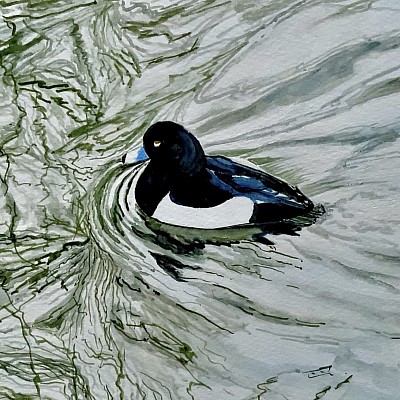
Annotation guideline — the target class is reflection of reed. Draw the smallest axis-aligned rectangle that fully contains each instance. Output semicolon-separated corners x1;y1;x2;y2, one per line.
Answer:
0;158;319;398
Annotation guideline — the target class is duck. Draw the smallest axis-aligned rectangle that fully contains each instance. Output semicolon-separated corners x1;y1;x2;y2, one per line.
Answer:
133;121;320;230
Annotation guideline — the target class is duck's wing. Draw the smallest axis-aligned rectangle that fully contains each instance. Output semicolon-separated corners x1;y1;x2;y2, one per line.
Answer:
206;156;315;222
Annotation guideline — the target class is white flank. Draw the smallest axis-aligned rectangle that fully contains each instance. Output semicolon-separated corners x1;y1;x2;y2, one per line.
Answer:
152;194;254;229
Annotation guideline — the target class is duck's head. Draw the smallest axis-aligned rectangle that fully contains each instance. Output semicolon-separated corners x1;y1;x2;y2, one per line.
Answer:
143;121;205;176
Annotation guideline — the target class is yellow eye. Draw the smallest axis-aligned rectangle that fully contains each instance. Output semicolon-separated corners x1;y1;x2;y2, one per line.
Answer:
154;140;161;147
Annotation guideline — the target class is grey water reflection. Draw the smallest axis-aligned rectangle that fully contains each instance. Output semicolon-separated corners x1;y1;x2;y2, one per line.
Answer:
1;0;400;399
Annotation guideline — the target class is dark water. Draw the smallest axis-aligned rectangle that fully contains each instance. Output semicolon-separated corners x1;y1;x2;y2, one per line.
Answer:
1;1;400;399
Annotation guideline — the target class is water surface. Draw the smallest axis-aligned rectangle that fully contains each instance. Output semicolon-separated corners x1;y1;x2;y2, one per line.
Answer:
1;0;400;399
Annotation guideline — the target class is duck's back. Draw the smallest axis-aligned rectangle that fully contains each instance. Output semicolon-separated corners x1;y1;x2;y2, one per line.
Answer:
206;156;314;222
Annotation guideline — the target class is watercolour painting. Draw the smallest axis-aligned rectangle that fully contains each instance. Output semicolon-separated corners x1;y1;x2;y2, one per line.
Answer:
0;1;400;399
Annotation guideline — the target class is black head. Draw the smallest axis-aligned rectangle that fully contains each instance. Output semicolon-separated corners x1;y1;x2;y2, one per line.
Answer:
143;121;205;176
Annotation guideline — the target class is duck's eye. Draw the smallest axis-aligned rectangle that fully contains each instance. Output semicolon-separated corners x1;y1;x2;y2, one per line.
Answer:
154;140;161;148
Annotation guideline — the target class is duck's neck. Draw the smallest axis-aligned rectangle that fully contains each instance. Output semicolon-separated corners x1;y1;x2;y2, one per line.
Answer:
153;155;207;182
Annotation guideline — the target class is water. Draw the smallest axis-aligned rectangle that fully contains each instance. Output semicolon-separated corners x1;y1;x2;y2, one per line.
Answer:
1;0;400;398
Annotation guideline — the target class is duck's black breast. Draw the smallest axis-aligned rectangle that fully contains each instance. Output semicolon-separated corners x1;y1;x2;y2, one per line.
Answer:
135;162;170;216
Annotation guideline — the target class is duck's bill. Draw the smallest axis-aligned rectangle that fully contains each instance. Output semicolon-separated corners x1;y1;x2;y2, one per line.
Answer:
122;146;149;164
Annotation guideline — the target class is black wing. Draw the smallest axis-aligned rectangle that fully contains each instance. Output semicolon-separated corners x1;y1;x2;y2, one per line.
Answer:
206;156;315;222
